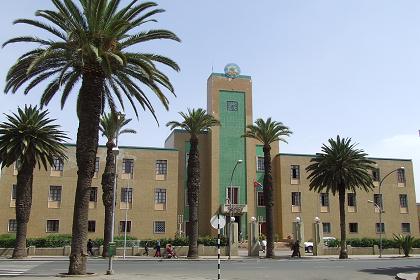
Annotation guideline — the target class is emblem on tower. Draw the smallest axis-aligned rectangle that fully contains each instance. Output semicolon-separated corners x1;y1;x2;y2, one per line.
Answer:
224;63;241;79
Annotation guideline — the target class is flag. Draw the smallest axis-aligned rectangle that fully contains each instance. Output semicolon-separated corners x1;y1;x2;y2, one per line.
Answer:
254;180;263;191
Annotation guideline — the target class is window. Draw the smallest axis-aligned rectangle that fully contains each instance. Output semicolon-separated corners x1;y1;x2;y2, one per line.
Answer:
47;220;59;232
347;193;356;207
155;188;167;204
397;168;406;183
257;191;265;206
374;194;383;209
349;223;358;233
227;187;239;204
291;165;300;180
156;160;168;175
95;157;100;172
8;219;17;232
154;221;166;233
323;222;331;234
320;193;329;207
121;187;133;203
372;168;380;181
119;221;131;233
52;157;64;171
402;223;411;233
375;223;385;233
257;157;264;172
11;184;16;200
89;187;98;202
291;192;301;206
122;159;134;174
399;194;408;208
88;221;96;232
226;101;238;111
49;186;62;201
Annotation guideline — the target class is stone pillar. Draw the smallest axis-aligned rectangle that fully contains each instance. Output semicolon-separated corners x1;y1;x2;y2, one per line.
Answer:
292;220;305;256
99;245;104;256
132;246;139;256
230;222;238;256
63;245;71;256
313;220;323;256
28;246;36;256
248;218;260;256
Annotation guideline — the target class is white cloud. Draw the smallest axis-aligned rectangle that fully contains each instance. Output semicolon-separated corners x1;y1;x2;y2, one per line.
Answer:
366;134;420;202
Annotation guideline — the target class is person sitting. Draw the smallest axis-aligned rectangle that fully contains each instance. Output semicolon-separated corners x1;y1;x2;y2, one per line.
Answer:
166;244;177;258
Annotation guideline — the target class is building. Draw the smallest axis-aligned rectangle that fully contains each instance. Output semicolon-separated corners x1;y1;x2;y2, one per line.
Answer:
1;65;418;241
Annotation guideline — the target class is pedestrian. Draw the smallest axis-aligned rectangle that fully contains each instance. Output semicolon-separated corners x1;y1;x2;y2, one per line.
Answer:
154;240;161;257
291;240;301;258
143;241;149;256
87;239;94;256
261;239;267;253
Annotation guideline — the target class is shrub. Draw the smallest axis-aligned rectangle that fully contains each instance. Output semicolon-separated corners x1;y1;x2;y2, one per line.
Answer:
393;234;415;257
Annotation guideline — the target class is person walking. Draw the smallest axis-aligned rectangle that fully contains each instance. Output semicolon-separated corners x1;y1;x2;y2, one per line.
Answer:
291;240;301;258
87;239;94;256
154;240;161;257
143;241;149;256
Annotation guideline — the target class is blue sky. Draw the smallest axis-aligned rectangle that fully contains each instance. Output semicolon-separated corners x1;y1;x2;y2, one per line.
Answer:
1;1;419;200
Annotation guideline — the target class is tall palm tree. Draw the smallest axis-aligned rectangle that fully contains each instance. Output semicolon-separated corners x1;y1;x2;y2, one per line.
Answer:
0;106;68;258
242;117;291;258
4;0;179;274
166;108;220;258
99;111;136;257
306;136;375;259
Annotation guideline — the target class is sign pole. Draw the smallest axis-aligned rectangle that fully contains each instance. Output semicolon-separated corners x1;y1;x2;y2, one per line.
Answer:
217;214;221;280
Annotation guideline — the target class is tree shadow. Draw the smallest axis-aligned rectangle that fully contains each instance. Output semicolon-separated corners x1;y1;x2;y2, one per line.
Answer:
360;265;420;277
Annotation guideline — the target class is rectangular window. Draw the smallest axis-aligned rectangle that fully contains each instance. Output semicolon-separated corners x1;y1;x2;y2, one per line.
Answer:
155;188;167;204
291;192;301;206
47;220;59;232
226;101;238;111
257;191;265;206
401;223;411;233
122;159;134;174
8;219;17;232
89;187;98;202
156;160;168;175
52;157;64;171
291;165;300;180
88;220;96;232
227;187;239;204
397;168;406;183
347;193;356;207
374;194;383;209
257;157;264;172
121;187;133;203
376;223;385;233
372;168;380;181
349;223;358;233
95;157;100;172
154;221;166;233
49;186;62;201
11;184;16;200
323;222;331;234
399;194;408;208
320;193;329;207
119;221;131;233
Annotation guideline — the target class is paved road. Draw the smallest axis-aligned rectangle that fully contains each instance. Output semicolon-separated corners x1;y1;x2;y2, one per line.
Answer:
1;258;419;279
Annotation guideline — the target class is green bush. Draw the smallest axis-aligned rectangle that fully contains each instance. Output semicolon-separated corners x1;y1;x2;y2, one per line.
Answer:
0;234;16;248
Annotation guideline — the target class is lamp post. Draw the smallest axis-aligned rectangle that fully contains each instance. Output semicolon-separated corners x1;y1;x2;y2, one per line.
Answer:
228;159;242;260
107;111;125;275
369;166;404;258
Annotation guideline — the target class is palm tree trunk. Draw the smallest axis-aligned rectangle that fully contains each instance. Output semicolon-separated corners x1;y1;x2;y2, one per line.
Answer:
338;187;348;259
68;73;103;275
12;159;35;258
187;136;200;258
101;142;116;257
263;145;275;258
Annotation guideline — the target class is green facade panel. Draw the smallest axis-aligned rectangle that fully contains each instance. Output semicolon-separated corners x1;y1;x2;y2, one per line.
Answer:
255;145;266;219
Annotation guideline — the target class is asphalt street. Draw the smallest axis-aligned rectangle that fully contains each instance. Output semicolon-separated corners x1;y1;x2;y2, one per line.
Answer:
1;258;420;279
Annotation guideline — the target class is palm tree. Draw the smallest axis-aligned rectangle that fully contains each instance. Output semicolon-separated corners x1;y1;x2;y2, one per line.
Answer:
99;111;136;257
306;136;375;259
0;106;67;258
4;0;179;274
166;108;220;258
242;117;292;258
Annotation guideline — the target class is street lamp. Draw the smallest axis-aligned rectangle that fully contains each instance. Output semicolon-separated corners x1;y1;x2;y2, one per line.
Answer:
228;159;243;260
369;166;404;258
107;111;125;275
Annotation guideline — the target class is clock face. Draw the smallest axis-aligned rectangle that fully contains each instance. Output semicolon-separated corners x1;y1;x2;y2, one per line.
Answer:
224;63;241;78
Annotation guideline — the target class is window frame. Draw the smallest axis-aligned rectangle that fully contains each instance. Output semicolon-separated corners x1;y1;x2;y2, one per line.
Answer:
349;222;358;233
8;219;17;232
52;157;64;171
119;220;132;233
88;220;96;232
257;191;265;207
291;192;301;206
155;188;167;204
121;187;133;203
11;184;16;200
256;157;264;172
291;165;300;180
401;223;411;233
122;158;134;174
156;160;168;175
320;193;329;207
397;168;406;184
322;222;331;234
89;187;98;202
375;222;385;234
347;193;357;207
226;100;238;111
46;220;60;233
95;157;100;172
49;186;62;202
154;221;166;234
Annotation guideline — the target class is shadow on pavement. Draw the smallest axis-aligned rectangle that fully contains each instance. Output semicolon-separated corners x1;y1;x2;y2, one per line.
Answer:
359;265;420;277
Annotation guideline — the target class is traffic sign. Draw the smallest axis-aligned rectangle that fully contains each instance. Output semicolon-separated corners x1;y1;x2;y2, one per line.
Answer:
210;214;226;229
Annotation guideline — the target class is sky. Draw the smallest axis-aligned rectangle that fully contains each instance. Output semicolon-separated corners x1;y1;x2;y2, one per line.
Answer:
0;1;419;200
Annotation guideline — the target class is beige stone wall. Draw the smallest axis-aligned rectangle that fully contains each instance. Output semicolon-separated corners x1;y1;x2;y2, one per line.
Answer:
0;145;179;239
278;154;419;241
